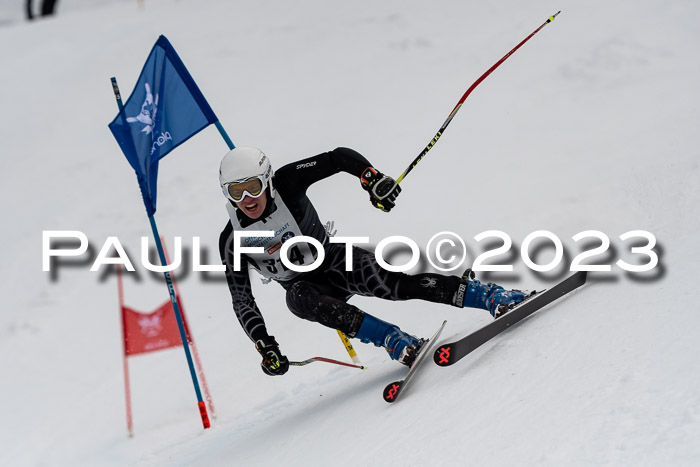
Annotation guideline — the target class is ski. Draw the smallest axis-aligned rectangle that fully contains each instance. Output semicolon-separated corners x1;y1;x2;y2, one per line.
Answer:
383;320;447;403
434;271;587;367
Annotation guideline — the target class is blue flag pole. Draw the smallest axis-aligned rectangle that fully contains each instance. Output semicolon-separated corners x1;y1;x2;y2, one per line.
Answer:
110;77;211;430
215;121;235;150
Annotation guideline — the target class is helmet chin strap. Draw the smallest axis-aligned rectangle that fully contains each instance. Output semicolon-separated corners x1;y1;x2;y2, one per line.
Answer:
267;172;276;199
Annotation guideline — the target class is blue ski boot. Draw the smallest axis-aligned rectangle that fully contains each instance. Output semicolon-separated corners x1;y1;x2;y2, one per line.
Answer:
457;269;529;318
355;313;422;366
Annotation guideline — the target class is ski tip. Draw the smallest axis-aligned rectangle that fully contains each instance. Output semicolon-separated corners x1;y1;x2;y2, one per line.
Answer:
433;345;454;367
383;381;403;403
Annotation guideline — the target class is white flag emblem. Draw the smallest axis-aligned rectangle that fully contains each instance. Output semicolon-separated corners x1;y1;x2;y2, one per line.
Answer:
126;82;159;135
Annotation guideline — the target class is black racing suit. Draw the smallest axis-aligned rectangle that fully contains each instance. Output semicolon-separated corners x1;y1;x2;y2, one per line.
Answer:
218;147;462;343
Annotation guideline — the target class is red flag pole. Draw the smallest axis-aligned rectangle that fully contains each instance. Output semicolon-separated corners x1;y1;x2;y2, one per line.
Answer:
117;265;134;438
162;239;217;420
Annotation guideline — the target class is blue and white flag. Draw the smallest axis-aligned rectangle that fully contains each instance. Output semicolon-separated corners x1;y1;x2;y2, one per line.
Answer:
109;35;218;215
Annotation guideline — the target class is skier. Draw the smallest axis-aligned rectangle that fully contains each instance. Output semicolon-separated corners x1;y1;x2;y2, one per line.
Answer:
218;146;528;376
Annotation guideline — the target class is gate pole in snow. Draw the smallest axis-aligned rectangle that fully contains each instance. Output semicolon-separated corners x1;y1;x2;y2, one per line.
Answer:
162;239;217;420
117;265;134;438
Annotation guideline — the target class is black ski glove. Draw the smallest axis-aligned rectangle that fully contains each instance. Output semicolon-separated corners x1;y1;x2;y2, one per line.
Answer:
255;336;290;376
360;167;401;212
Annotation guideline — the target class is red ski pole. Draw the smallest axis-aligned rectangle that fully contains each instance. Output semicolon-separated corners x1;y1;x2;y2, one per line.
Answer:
290;357;366;370
394;11;561;185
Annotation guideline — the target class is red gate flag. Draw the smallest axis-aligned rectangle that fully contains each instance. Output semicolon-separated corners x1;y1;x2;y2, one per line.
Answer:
118;256;215;438
122;297;191;356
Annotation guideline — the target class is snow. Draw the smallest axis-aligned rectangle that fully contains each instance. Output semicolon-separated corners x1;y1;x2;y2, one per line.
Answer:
2;0;699;465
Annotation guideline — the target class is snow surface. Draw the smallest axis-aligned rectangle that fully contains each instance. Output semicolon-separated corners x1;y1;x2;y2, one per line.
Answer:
2;0;700;465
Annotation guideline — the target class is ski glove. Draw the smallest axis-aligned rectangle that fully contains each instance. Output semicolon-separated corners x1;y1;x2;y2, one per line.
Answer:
255;336;290;376
360;167;401;212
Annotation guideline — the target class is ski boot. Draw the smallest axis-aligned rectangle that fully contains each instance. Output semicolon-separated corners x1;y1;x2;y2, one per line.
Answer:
355;313;422;366
457;269;530;318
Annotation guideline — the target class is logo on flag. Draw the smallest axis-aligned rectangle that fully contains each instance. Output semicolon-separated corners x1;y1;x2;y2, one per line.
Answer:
137;314;163;337
122;297;191;356
126;83;158;135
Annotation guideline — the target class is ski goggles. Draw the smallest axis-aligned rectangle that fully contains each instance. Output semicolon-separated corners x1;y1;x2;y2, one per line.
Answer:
223;176;266;202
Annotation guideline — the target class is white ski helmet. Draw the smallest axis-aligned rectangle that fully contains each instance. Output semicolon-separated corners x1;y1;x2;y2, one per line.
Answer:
219;147;275;202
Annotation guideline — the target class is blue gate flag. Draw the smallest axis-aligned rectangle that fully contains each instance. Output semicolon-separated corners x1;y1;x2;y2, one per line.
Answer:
108;35;218;216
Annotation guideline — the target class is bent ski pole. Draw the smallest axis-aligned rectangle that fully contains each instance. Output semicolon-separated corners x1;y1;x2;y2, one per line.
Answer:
394;11;561;186
290;357;366;370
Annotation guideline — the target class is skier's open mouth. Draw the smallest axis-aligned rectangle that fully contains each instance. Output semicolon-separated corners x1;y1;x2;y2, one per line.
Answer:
244;203;258;212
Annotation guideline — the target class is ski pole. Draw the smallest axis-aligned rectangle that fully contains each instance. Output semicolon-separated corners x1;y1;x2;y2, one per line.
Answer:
336;330;364;366
290;357;366;370
393;11;561;186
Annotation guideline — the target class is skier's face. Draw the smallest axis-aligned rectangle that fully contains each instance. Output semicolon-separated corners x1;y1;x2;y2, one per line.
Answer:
235;191;268;220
